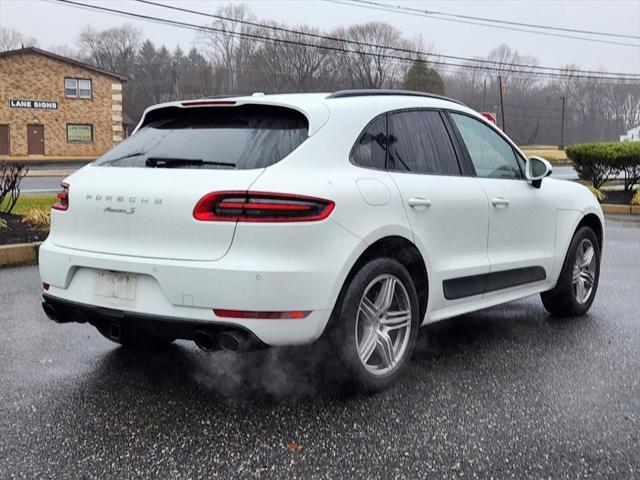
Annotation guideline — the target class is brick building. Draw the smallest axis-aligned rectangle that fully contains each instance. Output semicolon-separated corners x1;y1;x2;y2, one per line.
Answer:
0;47;127;159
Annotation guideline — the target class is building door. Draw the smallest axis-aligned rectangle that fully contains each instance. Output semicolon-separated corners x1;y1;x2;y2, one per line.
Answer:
0;125;9;155
27;124;44;155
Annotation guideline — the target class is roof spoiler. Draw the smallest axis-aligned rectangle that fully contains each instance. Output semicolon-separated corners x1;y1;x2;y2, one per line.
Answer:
327;89;465;106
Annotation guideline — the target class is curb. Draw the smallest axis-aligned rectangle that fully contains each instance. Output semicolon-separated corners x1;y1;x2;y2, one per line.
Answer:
0;242;41;268
26;170;75;178
601;204;640;215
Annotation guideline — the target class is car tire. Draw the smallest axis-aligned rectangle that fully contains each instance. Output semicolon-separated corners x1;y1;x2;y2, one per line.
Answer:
541;226;601;317
95;324;174;348
330;257;420;392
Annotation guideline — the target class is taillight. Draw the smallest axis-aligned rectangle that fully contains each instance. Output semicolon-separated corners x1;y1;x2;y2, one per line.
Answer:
52;183;69;211
214;309;311;319
193;191;334;222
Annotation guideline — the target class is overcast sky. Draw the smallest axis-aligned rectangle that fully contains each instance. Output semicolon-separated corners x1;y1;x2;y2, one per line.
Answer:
1;0;639;74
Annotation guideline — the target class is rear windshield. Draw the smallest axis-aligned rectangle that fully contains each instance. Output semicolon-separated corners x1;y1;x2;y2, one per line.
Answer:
94;105;309;169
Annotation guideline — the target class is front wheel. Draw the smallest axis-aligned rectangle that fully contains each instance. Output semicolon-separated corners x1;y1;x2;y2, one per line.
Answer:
541;226;601;317
330;258;420;392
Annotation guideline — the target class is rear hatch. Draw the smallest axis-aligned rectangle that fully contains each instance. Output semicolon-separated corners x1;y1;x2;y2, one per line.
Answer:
51;104;309;261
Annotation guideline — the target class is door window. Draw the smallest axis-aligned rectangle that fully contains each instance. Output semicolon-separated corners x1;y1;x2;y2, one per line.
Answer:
350;115;387;170
388;110;460;175
450;113;522;179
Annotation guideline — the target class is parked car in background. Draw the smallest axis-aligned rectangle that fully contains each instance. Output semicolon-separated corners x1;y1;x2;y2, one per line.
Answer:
39;90;604;391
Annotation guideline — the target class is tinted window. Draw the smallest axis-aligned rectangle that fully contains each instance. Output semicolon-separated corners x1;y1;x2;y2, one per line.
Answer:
351;115;387;170
94;105;308;170
451;113;522;179
388;110;460;175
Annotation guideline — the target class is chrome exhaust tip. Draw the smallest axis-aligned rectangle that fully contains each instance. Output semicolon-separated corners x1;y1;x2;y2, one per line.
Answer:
193;330;217;352
217;331;251;353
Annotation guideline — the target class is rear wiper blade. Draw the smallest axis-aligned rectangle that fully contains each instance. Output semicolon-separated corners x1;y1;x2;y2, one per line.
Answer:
101;150;146;164
145;157;236;168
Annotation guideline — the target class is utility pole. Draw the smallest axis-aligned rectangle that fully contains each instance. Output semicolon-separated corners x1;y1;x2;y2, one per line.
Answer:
481;78;486;111
498;75;506;132
560;96;566;149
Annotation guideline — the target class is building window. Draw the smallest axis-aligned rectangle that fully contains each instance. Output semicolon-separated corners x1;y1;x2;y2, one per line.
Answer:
67;124;93;142
65;78;92;98
65;78;77;97
78;79;92;98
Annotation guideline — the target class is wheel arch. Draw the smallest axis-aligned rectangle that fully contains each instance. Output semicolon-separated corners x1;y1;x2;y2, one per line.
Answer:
331;235;429;325
577;212;604;251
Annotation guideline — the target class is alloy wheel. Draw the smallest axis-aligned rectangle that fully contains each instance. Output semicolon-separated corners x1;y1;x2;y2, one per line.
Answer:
572;238;597;304
355;274;412;376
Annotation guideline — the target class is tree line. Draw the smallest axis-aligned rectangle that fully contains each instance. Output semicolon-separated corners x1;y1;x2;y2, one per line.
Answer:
2;4;638;146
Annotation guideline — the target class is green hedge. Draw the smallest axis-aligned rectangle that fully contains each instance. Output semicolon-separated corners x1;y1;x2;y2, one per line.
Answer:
566;142;640;190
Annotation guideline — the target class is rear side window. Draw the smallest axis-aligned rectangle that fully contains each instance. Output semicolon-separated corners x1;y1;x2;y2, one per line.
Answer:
94;105;308;170
388;110;460;175
450;113;522;180
350;115;387;170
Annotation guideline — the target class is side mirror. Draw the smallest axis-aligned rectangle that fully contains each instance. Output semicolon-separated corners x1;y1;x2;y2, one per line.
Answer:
525;156;553;189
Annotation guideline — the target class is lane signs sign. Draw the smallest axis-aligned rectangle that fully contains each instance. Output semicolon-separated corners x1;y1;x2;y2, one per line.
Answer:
9;99;58;110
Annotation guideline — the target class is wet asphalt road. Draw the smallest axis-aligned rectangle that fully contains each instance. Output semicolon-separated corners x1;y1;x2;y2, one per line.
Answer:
1;215;639;479
21;177;63;194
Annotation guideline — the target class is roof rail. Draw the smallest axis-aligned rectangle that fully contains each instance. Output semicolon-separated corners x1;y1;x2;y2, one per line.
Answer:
326;89;465;106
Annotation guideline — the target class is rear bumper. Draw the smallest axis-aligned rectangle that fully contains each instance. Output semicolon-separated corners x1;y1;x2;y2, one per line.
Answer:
42;294;265;346
38;219;364;346
40;272;331;346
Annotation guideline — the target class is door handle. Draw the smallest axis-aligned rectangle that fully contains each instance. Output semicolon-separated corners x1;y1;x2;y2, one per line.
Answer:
407;197;432;210
491;196;510;208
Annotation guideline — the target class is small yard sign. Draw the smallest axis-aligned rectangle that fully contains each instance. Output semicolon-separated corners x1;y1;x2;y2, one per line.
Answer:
67;124;93;142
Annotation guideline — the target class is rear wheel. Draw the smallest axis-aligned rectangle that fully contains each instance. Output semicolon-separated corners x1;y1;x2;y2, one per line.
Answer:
541;226;600;317
95;324;174;348
330;258;420;392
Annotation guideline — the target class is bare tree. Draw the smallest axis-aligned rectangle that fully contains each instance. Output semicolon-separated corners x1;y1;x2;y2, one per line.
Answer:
445;57;487;108
0;27;38;51
248;22;329;92
181;47;217;98
79;24;142;76
196;4;258;93
0;162;29;214
46;44;81;60
329;22;406;89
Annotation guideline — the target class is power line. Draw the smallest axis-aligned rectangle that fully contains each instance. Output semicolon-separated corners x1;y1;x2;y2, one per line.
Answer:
345;0;640;40
329;0;640;48
48;0;640;85
134;0;640;79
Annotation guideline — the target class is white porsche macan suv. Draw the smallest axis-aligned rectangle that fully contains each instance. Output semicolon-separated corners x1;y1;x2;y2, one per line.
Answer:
40;90;603;391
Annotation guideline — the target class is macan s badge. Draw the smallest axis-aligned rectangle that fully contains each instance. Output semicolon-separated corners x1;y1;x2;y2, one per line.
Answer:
104;207;136;215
